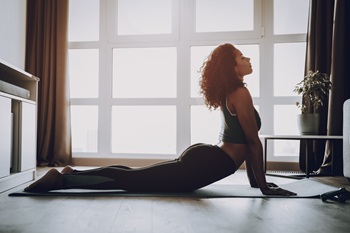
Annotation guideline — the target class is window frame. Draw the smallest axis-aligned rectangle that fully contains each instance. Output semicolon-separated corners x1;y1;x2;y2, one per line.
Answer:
69;0;308;167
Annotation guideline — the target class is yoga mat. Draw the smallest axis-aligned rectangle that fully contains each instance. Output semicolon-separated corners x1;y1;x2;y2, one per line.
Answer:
9;179;338;198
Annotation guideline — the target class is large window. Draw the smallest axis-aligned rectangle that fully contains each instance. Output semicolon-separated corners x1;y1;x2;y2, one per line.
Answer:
68;0;310;164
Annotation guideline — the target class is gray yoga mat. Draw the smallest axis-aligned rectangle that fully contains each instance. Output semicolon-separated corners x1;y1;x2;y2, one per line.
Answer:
9;179;338;198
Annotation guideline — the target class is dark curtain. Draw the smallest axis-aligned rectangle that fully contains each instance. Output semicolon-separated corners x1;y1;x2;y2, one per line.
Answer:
25;0;72;166
301;0;350;175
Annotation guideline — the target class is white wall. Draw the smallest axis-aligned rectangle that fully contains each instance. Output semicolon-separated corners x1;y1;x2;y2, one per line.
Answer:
0;0;26;70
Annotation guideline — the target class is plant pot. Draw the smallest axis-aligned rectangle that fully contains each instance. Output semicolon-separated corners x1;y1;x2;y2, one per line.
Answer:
297;113;320;135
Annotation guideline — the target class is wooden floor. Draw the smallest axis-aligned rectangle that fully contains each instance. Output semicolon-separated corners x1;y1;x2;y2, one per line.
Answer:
1;167;350;233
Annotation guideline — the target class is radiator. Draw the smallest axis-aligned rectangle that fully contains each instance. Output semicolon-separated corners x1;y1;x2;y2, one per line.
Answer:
344;99;350;178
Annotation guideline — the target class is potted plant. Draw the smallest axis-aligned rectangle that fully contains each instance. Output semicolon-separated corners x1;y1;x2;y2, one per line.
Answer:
293;70;332;135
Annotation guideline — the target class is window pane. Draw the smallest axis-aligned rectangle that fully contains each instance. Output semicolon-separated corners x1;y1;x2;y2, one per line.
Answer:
69;49;99;98
113;47;176;98
112;106;176;154
191;106;221;144
195;0;254;32
117;0;172;35
273;105;300;157
274;0;309;35
191;44;259;98
274;43;306;96
71;106;98;153
68;0;99;41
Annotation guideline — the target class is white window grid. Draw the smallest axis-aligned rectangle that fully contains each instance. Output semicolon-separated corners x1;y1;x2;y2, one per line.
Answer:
69;0;307;162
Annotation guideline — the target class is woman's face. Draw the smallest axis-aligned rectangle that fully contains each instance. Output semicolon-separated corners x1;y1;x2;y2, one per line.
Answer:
233;49;253;79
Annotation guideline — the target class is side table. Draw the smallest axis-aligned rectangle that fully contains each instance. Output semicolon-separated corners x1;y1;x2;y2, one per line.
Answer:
260;135;343;178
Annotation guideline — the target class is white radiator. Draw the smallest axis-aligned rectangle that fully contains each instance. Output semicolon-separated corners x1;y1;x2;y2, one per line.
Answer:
344;99;350;178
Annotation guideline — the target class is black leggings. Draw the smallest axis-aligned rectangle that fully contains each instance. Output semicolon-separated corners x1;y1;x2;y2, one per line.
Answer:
63;143;237;192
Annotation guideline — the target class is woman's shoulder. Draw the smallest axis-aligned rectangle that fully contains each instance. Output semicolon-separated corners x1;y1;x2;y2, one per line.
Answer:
226;87;254;114
228;87;252;102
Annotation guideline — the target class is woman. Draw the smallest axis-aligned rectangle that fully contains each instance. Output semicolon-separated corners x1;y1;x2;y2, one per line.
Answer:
25;43;296;196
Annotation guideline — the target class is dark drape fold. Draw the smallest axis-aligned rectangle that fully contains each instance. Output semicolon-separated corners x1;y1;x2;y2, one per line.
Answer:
25;0;71;166
320;0;350;175
301;0;350;175
300;0;334;173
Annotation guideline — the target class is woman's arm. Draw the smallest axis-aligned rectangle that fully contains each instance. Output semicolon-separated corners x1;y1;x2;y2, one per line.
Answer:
229;87;267;190
245;157;259;188
229;88;296;196
246;157;279;189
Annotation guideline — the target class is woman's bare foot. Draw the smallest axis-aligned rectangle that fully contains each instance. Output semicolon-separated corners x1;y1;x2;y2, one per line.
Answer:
61;166;74;174
24;169;64;192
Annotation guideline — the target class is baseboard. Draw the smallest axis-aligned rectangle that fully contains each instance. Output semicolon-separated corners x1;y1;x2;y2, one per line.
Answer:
266;161;300;172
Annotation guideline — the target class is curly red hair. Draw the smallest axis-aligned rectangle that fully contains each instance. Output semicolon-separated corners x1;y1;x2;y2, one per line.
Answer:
199;43;244;110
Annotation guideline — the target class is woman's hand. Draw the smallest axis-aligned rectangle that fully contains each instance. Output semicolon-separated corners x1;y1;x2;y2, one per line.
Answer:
260;185;297;196
266;182;278;188
251;182;278;189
